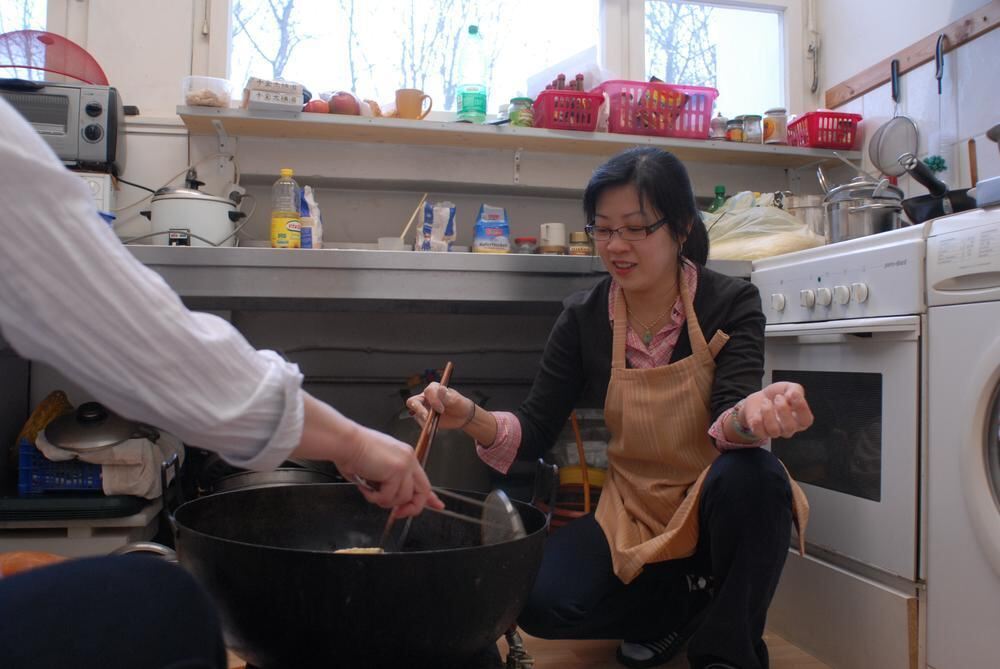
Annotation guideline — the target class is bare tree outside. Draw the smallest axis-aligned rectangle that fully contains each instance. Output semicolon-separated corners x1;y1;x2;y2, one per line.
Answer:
645;0;717;88
233;0;310;81
0;0;47;80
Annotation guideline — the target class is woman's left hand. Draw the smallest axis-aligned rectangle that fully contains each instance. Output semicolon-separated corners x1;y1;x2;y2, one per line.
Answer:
740;382;814;440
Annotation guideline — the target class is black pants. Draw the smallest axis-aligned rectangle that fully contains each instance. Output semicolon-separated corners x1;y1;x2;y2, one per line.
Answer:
0;554;227;669
519;448;794;669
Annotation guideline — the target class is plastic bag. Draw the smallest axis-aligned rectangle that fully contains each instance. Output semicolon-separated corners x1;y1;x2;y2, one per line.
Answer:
706;191;824;261
415;201;456;252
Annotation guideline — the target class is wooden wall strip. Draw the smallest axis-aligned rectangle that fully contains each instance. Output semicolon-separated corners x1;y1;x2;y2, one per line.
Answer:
825;0;1000;109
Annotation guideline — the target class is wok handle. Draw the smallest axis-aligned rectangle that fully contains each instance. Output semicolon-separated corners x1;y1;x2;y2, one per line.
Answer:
899;153;948;198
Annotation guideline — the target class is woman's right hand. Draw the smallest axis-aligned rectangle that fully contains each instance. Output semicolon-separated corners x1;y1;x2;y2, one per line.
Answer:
405;382;476;431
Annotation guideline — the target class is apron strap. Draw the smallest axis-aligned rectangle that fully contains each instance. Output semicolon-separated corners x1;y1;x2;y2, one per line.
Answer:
707;329;731;359
612;284;629;369
679;263;710;357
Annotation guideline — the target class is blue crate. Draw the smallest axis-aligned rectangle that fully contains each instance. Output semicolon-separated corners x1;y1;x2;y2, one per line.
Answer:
17;439;102;495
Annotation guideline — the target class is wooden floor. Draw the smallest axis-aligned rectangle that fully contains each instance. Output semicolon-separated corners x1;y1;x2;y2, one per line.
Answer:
227;629;829;668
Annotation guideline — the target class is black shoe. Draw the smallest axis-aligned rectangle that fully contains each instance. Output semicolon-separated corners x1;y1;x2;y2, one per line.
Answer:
615;589;711;668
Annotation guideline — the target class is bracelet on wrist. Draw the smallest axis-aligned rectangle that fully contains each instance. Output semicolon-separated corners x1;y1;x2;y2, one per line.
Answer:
730;400;759;441
458;399;478;430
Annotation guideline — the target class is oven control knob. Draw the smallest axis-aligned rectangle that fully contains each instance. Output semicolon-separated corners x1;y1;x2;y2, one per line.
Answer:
770;293;786;312
851;282;870;303
816;287;833;306
83;124;103;142
799;289;816;308
85;101;103;117
833;284;851;304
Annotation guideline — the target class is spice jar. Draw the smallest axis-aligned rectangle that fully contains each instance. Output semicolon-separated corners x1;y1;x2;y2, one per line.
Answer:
509;97;534;127
709;112;728;140
763;107;787;144
725;118;745;142
568;231;592;256
743;114;763;143
513;236;538;254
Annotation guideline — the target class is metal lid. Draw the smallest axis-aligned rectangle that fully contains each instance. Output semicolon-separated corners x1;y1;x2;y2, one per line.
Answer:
569;231;590;243
764;107;787;115
823;176;903;204
152;187;235;206
44;402;145;453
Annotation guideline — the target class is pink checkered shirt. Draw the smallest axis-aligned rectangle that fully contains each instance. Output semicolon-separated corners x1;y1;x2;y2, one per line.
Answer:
476;263;761;474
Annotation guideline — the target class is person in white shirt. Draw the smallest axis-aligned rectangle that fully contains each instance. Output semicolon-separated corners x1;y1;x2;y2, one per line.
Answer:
0;97;441;669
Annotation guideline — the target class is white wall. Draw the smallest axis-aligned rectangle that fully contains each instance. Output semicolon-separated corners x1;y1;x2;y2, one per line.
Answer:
819;0;999;196
816;0;987;91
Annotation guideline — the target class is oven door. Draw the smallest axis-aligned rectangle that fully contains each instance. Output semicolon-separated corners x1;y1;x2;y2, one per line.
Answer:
764;315;920;580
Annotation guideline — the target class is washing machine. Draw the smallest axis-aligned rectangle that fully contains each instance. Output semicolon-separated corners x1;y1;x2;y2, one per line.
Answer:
925;203;1000;668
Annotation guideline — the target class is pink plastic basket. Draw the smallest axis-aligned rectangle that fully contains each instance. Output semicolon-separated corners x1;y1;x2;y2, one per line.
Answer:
787;111;862;149
594;80;688;137
666;84;719;139
533;89;604;132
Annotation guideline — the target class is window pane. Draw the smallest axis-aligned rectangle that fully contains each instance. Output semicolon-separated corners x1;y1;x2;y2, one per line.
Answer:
644;0;783;119
0;0;48;80
230;0;598;113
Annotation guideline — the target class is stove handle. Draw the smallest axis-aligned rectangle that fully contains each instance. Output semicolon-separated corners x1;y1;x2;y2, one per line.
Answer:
765;317;920;340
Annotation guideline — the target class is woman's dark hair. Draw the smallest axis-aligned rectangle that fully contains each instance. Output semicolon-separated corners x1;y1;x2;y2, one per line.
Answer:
582;147;709;265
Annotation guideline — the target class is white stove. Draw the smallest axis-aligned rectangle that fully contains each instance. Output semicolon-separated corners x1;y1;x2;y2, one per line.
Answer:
752;223;927;325
751;225;929;669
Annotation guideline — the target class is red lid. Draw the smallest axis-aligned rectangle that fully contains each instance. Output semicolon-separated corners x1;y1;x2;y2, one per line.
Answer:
514;237;537;243
0;30;109;84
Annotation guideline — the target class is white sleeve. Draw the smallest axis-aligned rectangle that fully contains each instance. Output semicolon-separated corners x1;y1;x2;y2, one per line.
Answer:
0;98;303;472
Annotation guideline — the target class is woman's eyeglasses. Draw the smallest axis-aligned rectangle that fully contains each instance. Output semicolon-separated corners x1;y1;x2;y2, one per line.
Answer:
584;218;669;242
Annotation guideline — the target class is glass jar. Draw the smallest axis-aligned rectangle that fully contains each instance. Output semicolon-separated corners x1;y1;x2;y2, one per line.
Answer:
763;107;787;144
513;236;537;254
508;97;534;127
568;231;592;256
725;118;745;142
709;112;728;140
743;114;763;143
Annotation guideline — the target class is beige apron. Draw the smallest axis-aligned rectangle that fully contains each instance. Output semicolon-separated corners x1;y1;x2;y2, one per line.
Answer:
595;276;809;584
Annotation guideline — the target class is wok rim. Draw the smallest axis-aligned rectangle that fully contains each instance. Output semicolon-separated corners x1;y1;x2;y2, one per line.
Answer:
173;482;548;557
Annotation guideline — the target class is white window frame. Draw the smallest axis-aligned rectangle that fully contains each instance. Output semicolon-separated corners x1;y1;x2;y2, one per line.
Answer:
197;0;806;113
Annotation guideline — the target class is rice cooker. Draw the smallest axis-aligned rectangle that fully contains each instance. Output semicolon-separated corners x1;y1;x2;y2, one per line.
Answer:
141;187;247;247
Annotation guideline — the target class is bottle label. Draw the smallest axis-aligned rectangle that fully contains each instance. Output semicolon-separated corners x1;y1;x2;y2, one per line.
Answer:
458;90;487;116
271;216;301;248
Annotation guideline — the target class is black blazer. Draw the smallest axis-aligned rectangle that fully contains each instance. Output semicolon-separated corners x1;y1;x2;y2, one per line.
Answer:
513;264;766;462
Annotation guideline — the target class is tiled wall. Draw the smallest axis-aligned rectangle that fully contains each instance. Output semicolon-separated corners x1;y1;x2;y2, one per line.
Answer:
833;27;999;199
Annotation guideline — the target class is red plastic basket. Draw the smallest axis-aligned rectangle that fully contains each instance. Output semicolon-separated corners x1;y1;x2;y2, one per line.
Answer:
533;89;604;132
667;84;720;139
594;80;688;137
787;110;862;149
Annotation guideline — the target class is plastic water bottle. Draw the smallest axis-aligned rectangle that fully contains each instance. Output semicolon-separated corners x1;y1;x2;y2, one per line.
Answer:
456;25;488;123
707;185;727;213
271;168;301;248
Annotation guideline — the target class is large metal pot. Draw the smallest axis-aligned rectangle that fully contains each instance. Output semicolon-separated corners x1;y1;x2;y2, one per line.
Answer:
169;483;545;668
820;171;905;243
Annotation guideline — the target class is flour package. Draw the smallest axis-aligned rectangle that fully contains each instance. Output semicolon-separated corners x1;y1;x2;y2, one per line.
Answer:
416;201;456;252
471;204;511;253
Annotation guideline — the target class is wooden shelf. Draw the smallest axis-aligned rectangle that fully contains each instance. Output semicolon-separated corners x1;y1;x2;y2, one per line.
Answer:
178;106;861;168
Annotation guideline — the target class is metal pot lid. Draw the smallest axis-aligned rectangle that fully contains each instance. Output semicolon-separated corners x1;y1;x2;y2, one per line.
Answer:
152;187;235;206
44;402;143;452
824;176;903;203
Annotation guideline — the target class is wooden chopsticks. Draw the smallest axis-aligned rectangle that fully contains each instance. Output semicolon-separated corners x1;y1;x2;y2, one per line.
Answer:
378;361;454;548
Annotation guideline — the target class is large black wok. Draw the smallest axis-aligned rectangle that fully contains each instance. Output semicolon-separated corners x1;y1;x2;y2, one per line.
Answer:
171;483;546;668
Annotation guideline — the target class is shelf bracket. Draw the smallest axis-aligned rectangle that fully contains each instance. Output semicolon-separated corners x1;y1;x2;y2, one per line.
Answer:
211;119;234;172
513;148;522;184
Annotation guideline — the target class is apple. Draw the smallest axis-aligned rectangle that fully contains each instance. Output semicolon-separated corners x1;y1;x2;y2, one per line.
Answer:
328;91;361;116
302;99;329;113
